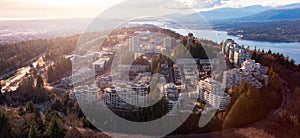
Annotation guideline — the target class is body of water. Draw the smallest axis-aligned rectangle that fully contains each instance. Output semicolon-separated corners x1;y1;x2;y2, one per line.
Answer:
1;19;299;64
171;29;300;64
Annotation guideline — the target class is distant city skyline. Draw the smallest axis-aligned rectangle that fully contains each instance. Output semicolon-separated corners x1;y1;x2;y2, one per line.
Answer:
0;0;299;20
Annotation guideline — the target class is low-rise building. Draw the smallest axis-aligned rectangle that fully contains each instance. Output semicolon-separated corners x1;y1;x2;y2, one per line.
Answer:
117;64;149;74
93;58;110;73
176;59;198;85
101;72;152;109
223;60;269;89
72;67;94;85
73;85;100;103
103;86;147;109
163;83;179;99
162;83;180;114
177;58;197;67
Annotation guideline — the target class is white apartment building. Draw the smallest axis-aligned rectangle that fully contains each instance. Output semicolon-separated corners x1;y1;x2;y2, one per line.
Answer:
176;58;197;67
93;58;111;73
117;64;149;74
103;86;147;109
198;58;220;65
218;94;231;111
223;60;269;89
187;33;195;46
222;68;240;89
162;83;180;113
102;72;151;109
197;78;231;111
73;85;100;104
221;39;251;67
176;58;198;85
166;100;180;115
241;60;261;71
129;36;140;52
163;83;179;98
221;39;235;55
116;87;138;106
103;87;116;106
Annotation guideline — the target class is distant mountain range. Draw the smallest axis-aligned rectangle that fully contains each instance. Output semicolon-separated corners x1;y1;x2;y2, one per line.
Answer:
171;3;300;42
182;5;272;22
234;3;300;22
211;3;300;42
175;3;300;25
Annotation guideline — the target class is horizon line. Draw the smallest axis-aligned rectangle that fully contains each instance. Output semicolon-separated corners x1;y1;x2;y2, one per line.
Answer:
0;17;94;21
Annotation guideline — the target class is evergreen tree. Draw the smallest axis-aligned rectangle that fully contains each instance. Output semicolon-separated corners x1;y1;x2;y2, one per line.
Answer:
65;127;81;138
251;50;257;60
51;98;63;112
239;80;250;94
44;109;57;127
18;107;25;116
223;86;263;129
47;65;54;83
257;48;261;52
267;49;272;54
44;117;64;138
26;101;35;113
268;66;274;78
276;52;280;57
290;59;295;65
270;72;282;91
279;53;284;58
0;111;11;138
61;92;70;114
285;56;290;65
231;86;241;104
36;75;44;89
28;120;42;138
0;84;3;103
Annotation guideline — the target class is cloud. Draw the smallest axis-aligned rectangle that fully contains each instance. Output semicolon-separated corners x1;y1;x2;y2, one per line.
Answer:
0;0;125;19
96;0;196;20
1;0;299;19
176;0;224;9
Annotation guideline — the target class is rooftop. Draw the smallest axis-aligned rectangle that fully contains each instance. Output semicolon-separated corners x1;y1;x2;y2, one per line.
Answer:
93;58;110;65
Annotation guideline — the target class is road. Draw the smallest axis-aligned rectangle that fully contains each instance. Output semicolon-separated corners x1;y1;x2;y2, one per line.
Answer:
242;78;292;129
44;85;69;93
272;79;292;115
1;66;31;93
1;53;46;93
37;100;53;113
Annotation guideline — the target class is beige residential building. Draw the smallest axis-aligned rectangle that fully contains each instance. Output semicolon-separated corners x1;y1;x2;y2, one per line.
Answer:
223;60;269;89
197;78;231;111
221;39;251;67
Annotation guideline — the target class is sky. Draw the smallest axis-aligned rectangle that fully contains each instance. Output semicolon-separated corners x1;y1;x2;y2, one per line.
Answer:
0;0;299;20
